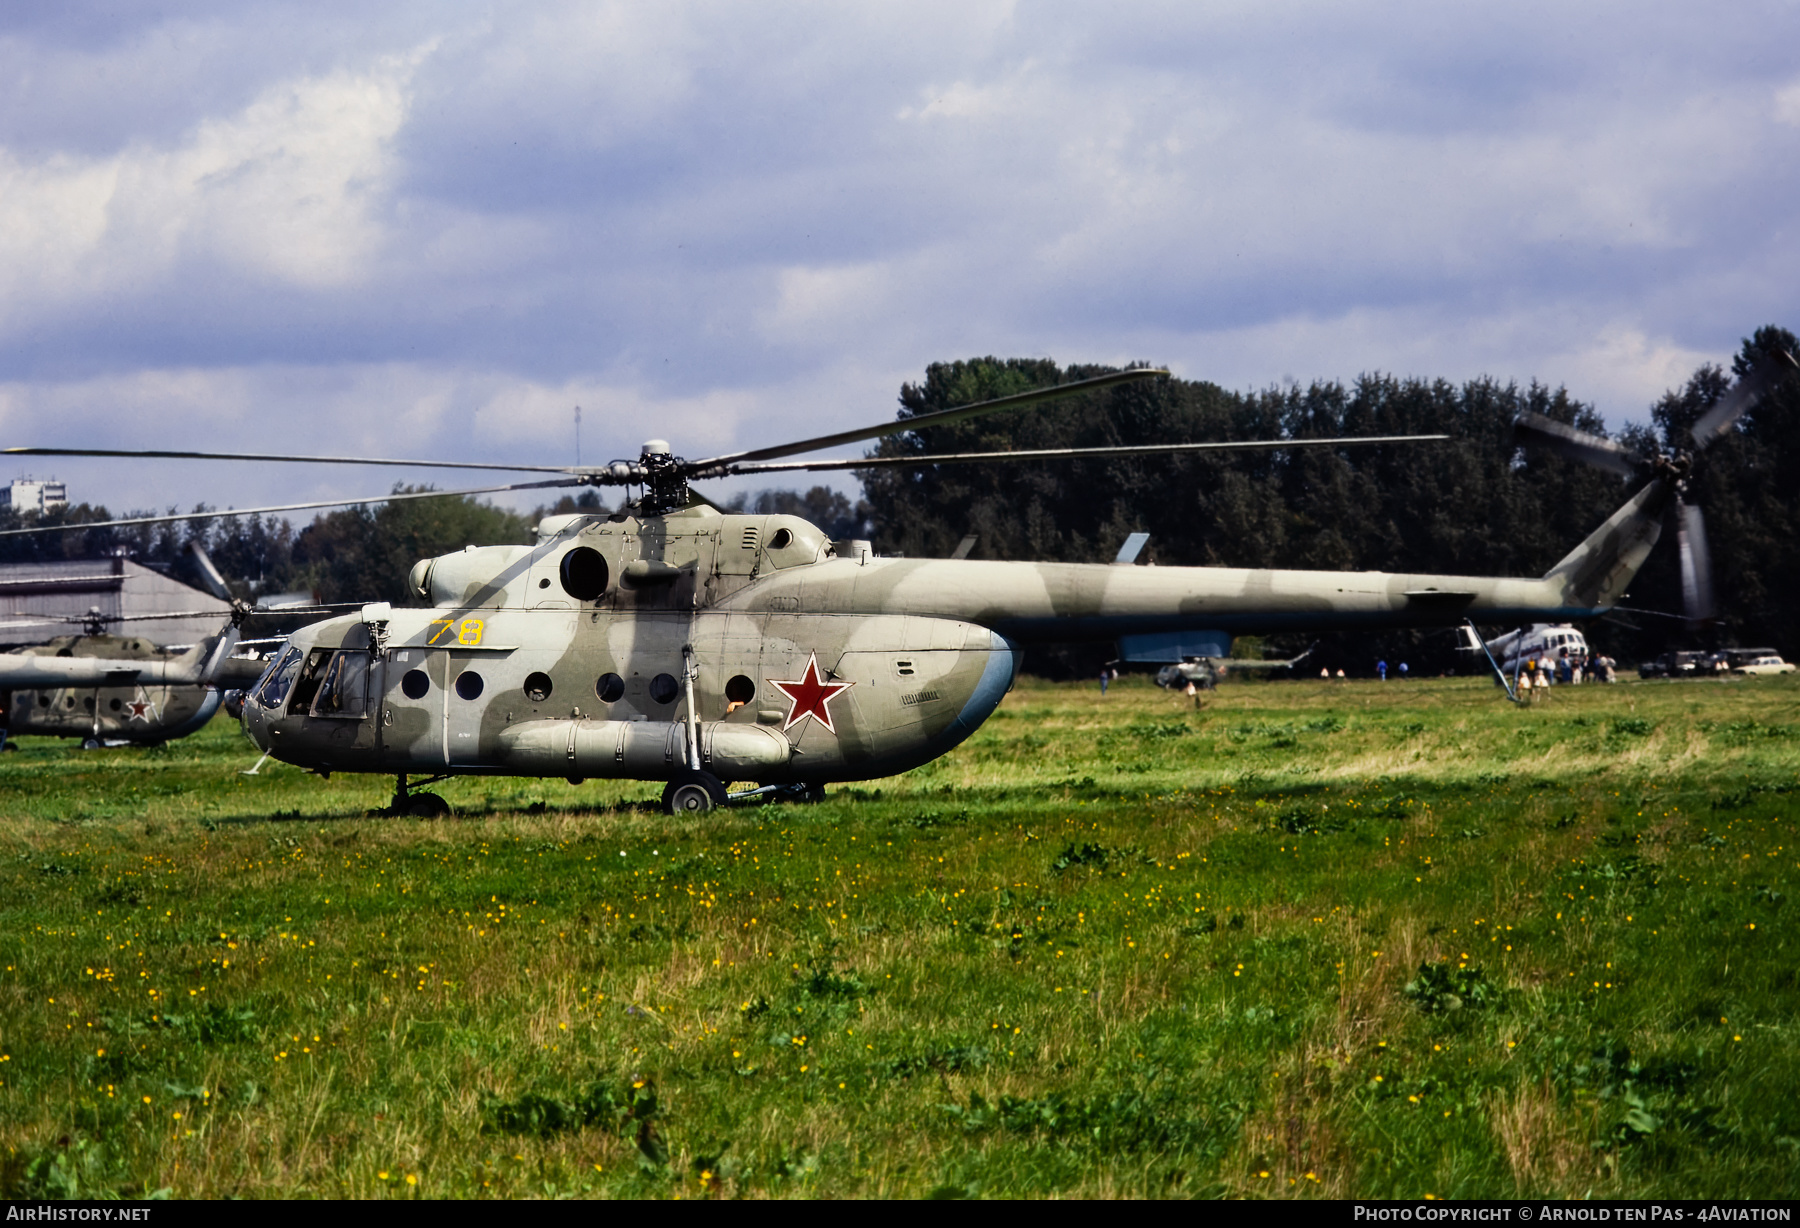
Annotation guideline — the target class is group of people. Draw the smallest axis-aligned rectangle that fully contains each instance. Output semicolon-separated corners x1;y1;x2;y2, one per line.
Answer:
1516;647;1617;697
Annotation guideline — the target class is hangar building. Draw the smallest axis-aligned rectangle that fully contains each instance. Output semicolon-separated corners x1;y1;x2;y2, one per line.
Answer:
0;558;231;649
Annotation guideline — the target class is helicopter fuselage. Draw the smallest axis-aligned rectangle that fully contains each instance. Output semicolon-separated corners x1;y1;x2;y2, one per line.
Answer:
0;634;229;747
239;484;1665;787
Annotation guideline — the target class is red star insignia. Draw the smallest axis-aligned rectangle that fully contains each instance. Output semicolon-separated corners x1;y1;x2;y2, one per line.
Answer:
126;700;152;720
768;652;853;734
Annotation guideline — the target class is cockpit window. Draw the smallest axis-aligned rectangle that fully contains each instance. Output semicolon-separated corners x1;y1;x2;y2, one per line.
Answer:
254;648;302;709
288;649;331;715
310;651;372;719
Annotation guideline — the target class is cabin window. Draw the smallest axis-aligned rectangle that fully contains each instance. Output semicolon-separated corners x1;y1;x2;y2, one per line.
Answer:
455;671;485;701
310;651;372;719
255;647;302;710
725;674;755;705
523;672;553;702
109;698;122;712
596;673;625;703
401;670;430;700
648;673;679;704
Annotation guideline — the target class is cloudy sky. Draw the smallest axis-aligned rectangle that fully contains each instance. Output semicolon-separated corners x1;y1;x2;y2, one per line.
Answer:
0;0;1796;522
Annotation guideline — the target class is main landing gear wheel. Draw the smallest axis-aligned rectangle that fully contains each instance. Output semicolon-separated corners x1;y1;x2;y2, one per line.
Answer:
81;737;101;751
663;769;728;814
390;774;452;818
404;793;450;818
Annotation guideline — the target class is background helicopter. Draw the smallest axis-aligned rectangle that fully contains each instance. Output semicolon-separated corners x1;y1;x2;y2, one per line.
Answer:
1455;622;1594;684
5;355;1791;812
0;543;322;749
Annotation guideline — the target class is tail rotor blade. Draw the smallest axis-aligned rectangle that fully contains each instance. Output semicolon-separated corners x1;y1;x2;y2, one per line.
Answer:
1512;411;1639;476
1690;349;1800;451
1676;497;1715;624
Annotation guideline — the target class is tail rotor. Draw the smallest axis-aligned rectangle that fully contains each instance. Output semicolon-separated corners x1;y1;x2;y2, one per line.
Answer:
1514;348;1798;626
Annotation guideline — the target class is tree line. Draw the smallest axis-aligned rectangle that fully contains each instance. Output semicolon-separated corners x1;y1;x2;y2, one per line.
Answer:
0;325;1792;676
859;326;1800;675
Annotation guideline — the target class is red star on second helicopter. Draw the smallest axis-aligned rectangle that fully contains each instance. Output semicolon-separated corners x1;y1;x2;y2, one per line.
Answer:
768;652;853;733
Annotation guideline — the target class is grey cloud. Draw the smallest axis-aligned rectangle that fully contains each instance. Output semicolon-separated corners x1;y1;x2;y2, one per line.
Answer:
0;1;1795;521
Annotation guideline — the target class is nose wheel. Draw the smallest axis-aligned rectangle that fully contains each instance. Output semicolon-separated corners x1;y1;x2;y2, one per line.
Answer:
663;769;728;814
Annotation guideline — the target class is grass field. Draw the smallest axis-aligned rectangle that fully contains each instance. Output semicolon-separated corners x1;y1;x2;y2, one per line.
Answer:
1;673;1796;1200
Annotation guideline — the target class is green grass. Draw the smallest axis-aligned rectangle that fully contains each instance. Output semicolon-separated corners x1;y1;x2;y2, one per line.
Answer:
1;673;1797;1199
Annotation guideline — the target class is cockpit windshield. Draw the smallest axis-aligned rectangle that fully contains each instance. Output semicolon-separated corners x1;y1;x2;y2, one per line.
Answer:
253;647;302;709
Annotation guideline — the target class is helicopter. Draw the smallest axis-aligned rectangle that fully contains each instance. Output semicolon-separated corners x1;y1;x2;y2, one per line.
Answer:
0;623;248;749
1454;622;1593;685
1153;644;1317;691
0;544;304;749
5;354;1792;813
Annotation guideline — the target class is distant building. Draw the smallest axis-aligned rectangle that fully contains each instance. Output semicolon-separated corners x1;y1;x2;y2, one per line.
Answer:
2;478;68;515
0;558;230;649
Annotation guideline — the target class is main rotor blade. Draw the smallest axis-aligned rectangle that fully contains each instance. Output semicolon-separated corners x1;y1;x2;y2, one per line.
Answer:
718;433;1451;476
686;367;1169;472
0;445;581;475
0;478;584;538
1689;348;1800;450
1676;496;1715;624
1512;411;1639;476
187;540;233;602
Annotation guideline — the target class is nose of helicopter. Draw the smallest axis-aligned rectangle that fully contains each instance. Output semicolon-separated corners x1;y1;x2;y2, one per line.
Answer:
240;690;273;752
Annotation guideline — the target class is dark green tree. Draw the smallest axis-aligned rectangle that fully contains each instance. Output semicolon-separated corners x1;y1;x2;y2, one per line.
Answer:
292;489;534;606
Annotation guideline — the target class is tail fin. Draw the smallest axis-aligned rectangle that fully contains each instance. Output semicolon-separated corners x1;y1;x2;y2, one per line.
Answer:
164;623;243;686
1542;480;1669;612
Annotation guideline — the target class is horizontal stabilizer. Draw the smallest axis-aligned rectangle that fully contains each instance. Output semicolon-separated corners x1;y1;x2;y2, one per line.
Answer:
1112;533;1150;566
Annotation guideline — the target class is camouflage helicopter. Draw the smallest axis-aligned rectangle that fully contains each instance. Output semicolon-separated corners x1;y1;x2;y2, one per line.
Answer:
0;544;306;749
7;354;1792;813
0;620;248;749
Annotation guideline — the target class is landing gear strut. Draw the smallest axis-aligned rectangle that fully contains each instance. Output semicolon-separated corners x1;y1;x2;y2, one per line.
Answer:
391;773;451;818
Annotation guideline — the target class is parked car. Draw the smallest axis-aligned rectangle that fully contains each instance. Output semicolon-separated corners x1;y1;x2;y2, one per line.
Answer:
1639;651;1725;679
1731;655;1796;676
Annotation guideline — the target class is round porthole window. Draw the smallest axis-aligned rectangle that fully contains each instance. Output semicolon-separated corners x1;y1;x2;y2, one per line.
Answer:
559;547;609;601
725;674;756;705
523;672;553;702
648;673;679;704
455;671;484;701
401;670;430;700
109;698;122;711
596;673;625;703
